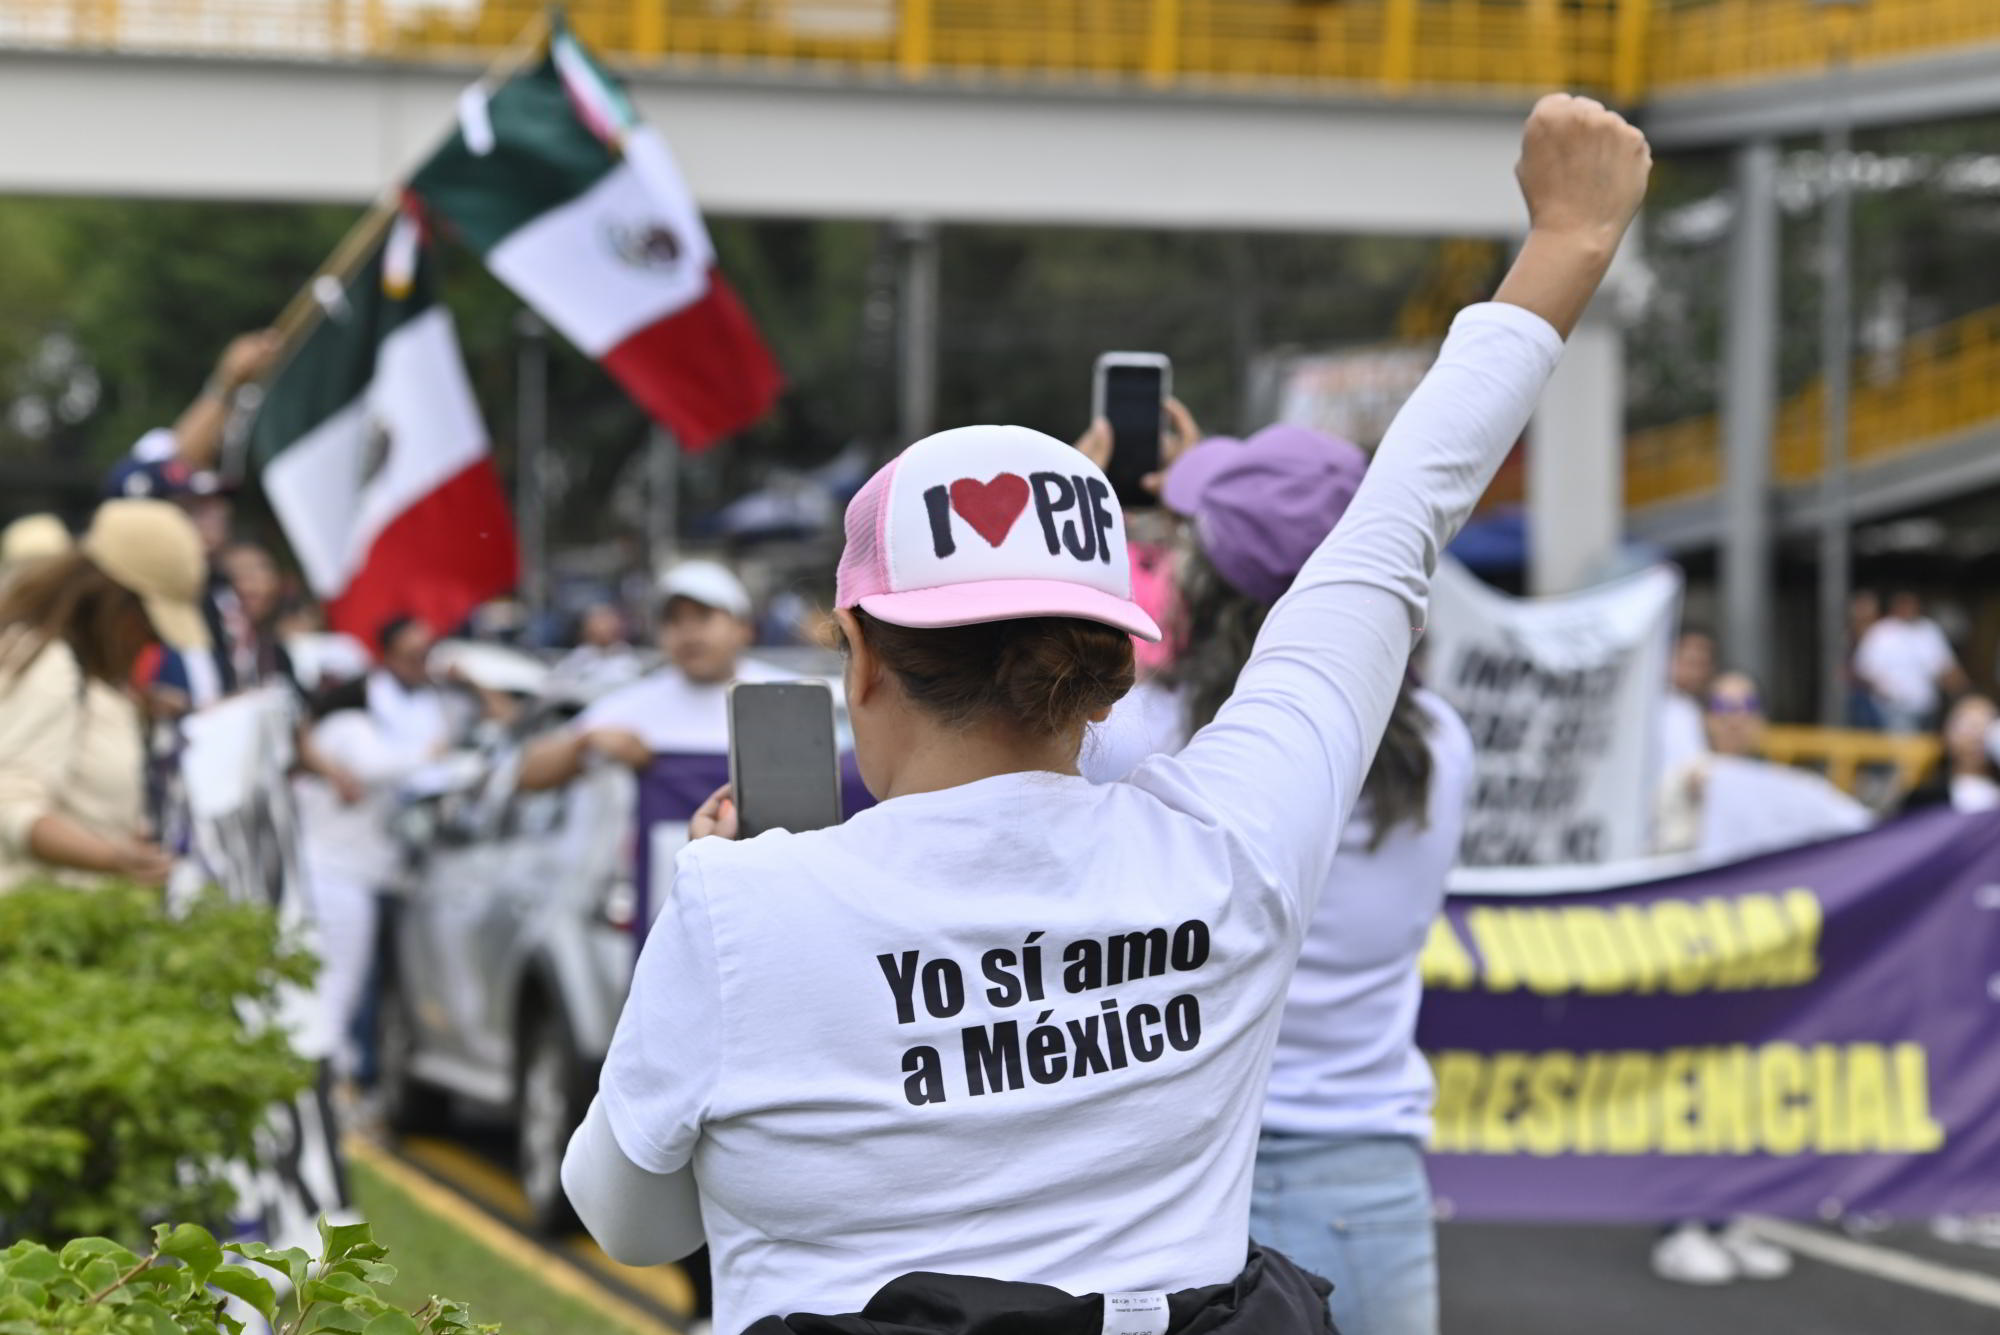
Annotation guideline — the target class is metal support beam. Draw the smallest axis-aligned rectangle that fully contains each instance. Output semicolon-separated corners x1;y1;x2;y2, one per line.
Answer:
1720;138;1779;685
1818;27;1856;725
513;309;549;632
895;218;941;446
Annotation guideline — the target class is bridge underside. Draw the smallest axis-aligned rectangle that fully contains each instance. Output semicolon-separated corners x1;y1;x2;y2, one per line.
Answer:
0;50;1537;234
1629;417;2000;555
1644;39;2000;151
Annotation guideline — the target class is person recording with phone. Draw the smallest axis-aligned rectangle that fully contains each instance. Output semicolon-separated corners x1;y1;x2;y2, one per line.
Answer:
517;561;785;792
561;96;1652;1335
1079;417;1470;1335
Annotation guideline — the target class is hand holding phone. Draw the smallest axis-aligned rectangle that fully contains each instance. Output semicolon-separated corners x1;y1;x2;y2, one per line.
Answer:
726;681;844;838
1091;352;1172;508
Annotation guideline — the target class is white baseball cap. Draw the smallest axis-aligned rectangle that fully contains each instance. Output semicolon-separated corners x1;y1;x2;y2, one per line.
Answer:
658;559;752;620
834;425;1161;641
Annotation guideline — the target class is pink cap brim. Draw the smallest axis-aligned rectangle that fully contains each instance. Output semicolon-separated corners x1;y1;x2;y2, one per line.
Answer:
859;579;1163;642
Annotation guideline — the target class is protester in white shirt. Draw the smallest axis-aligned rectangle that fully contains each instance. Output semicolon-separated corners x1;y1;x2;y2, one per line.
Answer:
1655;671;1870;867
559;96;1650;1335
519;562;779;791
1652;666;1853;1287
1912;699;2000;815
1080;421;1474;1335
294;616;452;1077
1853;591;1963;734
1657;626;1714;787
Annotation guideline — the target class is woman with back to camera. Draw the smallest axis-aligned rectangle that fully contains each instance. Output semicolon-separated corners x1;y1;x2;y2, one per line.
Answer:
1077;416;1471;1335
561;96;1651;1335
0;500;211;892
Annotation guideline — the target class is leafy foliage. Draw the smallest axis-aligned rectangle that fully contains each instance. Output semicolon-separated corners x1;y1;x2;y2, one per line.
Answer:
0;884;315;1245
0;1218;499;1334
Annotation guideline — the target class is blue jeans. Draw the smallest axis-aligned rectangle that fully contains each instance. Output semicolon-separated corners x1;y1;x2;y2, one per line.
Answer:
1250;1133;1438;1335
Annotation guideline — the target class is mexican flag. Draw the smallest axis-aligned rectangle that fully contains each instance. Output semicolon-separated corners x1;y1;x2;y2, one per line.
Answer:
409;18;780;450
249;222;519;643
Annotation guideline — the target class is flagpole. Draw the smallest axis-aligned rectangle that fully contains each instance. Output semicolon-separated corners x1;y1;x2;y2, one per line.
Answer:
262;8;557;366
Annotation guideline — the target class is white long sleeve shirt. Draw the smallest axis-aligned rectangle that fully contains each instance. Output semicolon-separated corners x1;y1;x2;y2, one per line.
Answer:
1086;684;1475;1141
566;303;1565;1333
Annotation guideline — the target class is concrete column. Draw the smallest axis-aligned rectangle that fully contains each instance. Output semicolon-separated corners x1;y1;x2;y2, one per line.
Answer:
1528;302;1624;595
1720;138;1780;685
894;218;941;445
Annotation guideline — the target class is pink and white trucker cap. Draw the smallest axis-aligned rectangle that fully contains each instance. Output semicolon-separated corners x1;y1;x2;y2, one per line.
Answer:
835;425;1163;641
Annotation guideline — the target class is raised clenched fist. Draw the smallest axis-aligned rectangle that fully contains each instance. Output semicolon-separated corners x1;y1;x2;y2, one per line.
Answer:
1515;94;1652;244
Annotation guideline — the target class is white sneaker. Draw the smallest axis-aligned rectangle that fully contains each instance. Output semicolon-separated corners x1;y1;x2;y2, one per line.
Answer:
1652;1223;1739;1285
1933;1214;2000;1249
1718;1219;1793;1279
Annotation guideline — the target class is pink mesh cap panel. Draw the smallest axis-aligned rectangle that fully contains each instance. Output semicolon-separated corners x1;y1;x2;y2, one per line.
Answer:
833;456;898;609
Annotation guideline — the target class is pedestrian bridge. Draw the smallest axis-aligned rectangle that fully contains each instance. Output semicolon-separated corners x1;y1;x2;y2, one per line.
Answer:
6;0;2000;231
1626;301;2000;550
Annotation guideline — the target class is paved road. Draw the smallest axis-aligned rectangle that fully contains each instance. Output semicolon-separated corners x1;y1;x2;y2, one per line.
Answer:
1441;1221;2000;1334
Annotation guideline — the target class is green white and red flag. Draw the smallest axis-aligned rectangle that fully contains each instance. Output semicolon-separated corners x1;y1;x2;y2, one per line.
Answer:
248;220;519;642
409;18;781;450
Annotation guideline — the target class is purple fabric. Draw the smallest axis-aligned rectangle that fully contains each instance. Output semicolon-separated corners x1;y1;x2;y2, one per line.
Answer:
1419;808;2000;1220
1162;424;1367;603
633;751;877;944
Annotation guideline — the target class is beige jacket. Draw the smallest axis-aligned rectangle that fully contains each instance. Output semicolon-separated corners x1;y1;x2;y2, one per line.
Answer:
0;638;146;891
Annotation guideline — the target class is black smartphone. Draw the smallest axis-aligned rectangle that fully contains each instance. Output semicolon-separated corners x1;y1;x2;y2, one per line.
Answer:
726;681;843;838
1092;352;1171;509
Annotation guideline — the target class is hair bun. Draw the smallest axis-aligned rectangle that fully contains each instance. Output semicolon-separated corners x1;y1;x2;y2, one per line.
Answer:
854;611;1134;736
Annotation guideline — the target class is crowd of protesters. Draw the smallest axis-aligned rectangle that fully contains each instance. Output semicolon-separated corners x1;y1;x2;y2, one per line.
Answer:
6;94;1998;1335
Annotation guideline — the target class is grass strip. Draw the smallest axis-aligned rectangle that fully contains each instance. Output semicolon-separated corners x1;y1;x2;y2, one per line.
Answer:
347;1151;671;1334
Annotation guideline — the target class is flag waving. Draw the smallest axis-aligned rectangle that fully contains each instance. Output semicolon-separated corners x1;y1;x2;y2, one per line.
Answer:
409;18;781;450
249;219;519;642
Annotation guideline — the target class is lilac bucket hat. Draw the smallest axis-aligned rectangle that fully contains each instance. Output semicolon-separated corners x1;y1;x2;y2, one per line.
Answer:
1163;424;1369;604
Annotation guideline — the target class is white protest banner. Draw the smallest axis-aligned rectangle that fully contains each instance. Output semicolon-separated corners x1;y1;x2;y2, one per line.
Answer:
1427;558;1681;866
174;688;354;1266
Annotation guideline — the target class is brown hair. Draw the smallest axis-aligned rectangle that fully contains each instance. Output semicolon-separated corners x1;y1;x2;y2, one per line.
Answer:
1165;543;1434;851
847;608;1134;736
0;551;155;686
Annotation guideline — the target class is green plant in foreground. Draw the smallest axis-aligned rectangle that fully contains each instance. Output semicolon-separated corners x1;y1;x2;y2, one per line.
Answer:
0;1216;500;1334
0;883;315;1245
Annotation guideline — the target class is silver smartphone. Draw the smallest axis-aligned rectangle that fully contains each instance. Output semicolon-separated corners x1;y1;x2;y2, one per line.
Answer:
726;680;843;838
1091;351;1172;509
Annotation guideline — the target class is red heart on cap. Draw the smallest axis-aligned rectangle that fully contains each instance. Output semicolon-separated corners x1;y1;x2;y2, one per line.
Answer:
949;474;1030;548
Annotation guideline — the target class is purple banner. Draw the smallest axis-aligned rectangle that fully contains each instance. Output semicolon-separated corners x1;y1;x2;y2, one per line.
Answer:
634;752;876;940
1418;808;2000;1219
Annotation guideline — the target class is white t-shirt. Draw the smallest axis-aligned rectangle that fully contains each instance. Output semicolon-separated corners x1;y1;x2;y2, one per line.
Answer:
588;303;1564;1332
294;673;451;886
1855;616;1954;714
1087;682;1474;1141
1692;755;1871;862
1950;773;2000;814
1656;690;1707;793
572;658;786;754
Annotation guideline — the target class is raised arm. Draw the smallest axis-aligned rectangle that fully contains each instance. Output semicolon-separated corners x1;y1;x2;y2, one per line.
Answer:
1138;95;1650;907
165;331;279;471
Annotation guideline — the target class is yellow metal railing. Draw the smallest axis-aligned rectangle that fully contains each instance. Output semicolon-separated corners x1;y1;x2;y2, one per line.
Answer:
1650;0;2000;93
1761;725;1939;801
1626;303;2000;511
9;0;2000;100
